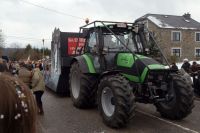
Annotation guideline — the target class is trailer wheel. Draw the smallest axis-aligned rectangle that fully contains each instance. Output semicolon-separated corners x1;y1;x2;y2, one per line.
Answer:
98;75;135;128
69;62;96;108
155;74;194;120
57;73;70;96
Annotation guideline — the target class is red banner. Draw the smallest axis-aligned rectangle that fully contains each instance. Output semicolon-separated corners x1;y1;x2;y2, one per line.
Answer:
68;37;85;55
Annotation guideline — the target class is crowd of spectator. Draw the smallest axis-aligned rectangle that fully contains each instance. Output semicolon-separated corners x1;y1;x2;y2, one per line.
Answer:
170;58;200;73
0;73;37;133
0;57;50;133
171;58;200;96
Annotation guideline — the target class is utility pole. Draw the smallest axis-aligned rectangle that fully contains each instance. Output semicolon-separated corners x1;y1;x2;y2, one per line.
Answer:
42;38;44;59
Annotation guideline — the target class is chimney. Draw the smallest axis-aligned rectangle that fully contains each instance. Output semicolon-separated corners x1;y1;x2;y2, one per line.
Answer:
183;13;191;20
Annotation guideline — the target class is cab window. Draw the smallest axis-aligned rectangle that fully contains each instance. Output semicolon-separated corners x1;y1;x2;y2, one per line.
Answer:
87;32;98;53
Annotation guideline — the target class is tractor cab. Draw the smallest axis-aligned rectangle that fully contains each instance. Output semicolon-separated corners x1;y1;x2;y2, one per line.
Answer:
78;21;137;71
77;21;169;80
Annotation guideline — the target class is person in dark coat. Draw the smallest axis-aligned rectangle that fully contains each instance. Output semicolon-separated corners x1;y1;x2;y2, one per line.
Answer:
38;60;43;71
171;62;178;70
190;61;200;97
0;58;8;72
181;58;191;73
191;61;200;72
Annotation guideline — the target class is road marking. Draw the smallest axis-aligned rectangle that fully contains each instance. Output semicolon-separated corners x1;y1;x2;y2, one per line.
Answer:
136;109;199;133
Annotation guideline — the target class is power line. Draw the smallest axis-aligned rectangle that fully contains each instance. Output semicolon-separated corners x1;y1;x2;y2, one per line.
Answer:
19;0;85;20
5;35;51;41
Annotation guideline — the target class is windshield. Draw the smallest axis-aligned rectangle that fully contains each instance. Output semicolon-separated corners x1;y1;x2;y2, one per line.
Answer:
103;32;137;52
100;23;168;65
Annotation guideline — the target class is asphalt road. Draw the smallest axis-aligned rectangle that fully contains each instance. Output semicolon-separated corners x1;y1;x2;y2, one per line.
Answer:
38;89;200;133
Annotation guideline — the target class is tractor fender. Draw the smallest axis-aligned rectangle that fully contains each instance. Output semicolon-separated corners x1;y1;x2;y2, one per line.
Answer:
99;70;122;80
71;55;96;74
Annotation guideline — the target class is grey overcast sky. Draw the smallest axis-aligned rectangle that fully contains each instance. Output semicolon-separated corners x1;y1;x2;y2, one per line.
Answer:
0;0;200;48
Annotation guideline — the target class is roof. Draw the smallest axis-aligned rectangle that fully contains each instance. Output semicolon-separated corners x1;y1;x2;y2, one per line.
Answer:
137;13;200;30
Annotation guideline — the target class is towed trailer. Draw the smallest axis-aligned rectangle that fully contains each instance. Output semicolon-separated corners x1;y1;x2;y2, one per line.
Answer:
46;28;85;95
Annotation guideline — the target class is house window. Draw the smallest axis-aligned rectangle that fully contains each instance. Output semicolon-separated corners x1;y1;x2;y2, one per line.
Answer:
172;31;181;41
195;48;200;57
171;48;181;57
195;32;200;42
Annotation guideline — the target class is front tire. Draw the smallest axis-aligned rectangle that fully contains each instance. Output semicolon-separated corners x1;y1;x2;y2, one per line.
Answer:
155;74;194;120
69;62;96;108
98;75;135;128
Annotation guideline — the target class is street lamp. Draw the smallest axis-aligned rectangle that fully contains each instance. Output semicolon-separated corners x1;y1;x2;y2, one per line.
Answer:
42;38;44;59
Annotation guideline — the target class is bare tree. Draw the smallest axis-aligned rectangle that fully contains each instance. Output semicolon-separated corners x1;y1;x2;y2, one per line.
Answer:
0;30;5;56
8;43;22;61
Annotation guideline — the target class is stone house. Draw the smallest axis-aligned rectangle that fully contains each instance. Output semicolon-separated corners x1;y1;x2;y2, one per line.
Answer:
136;13;200;62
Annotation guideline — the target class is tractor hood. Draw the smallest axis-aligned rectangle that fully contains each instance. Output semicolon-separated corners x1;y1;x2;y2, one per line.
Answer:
134;54;166;70
116;53;167;83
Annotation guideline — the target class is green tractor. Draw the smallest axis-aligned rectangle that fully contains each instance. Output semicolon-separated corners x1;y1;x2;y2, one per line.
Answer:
69;21;194;128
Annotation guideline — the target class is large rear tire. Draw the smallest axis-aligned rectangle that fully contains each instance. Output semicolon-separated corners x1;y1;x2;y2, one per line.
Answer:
155;74;194;120
69;62;96;108
97;75;135;128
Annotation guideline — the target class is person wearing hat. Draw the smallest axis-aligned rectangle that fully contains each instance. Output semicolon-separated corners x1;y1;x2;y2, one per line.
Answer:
181;58;191;73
